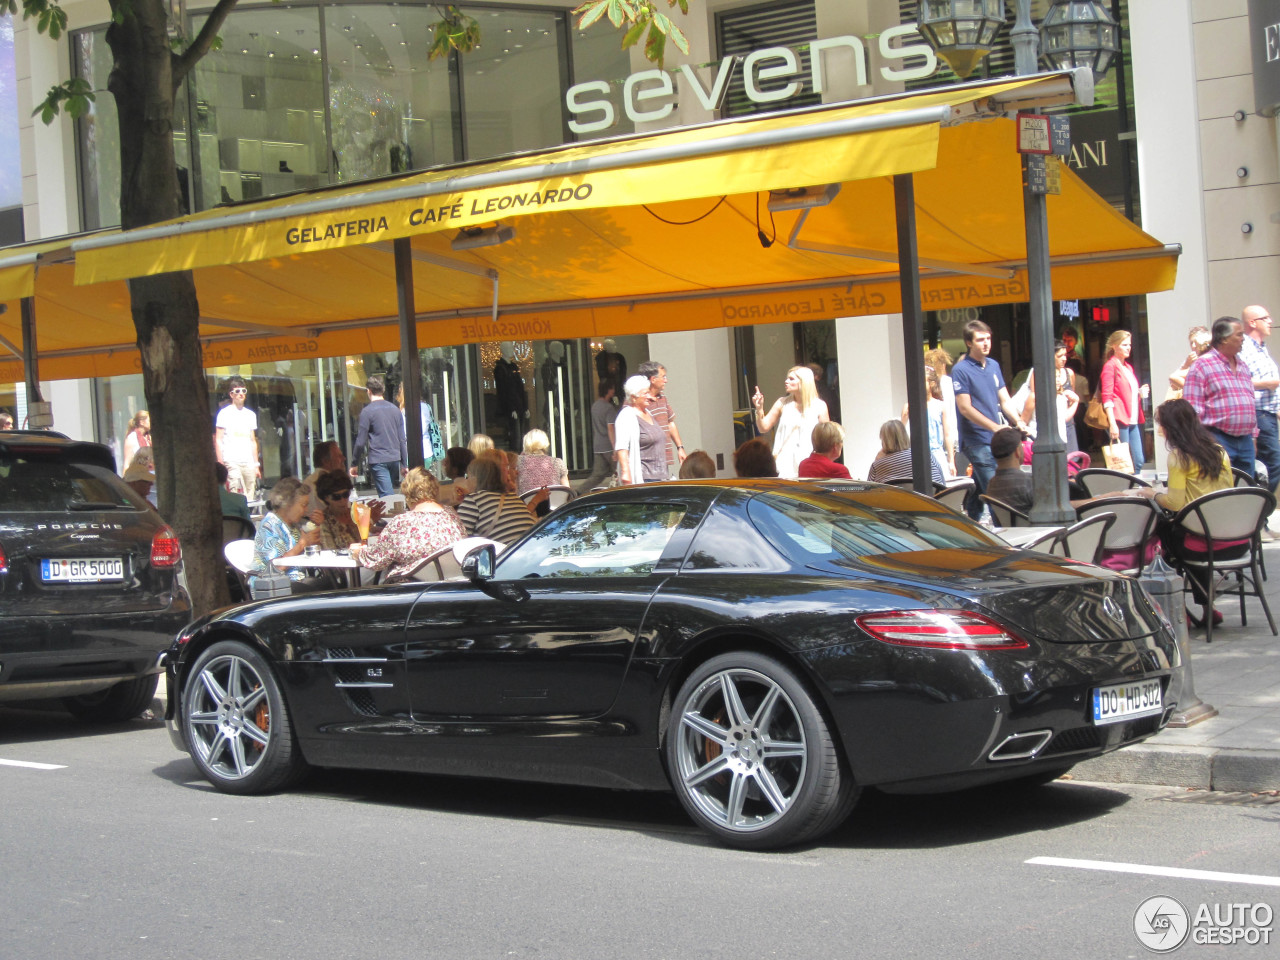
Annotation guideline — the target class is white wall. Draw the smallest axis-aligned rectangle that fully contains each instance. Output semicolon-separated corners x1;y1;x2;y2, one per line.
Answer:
648;329;737;475
836;313;907;479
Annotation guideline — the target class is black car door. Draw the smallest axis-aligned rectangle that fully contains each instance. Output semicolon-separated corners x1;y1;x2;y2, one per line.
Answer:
402;499;691;721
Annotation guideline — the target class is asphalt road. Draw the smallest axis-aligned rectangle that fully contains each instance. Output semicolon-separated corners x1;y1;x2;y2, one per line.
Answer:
2;704;1278;960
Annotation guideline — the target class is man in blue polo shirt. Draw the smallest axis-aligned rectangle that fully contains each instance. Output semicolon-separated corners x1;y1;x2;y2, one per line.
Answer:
952;319;1027;519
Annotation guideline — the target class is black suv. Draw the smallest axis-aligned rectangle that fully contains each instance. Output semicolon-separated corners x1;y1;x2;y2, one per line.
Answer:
0;431;192;721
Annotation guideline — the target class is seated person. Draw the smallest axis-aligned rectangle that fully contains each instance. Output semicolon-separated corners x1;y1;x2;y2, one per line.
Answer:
867;420;945;485
123;447;157;506
350;468;466;582
678;449;716;479
516;428;569;495
216;462;252;523
314;469;384;550
249;477;327;595
456;451;542;544
983;427;1033;514
438;446;474;507
734;438;778;478
797;422;852;479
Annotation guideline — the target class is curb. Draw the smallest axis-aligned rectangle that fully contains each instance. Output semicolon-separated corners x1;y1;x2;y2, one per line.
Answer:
1074;744;1280;793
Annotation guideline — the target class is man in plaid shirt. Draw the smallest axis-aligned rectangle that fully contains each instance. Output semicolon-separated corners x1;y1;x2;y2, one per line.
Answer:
1242;305;1280;536
1184;317;1257;479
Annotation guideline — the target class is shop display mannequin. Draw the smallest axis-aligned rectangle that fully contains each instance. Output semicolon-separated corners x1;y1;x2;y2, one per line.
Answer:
494;341;529;447
595;338;627;396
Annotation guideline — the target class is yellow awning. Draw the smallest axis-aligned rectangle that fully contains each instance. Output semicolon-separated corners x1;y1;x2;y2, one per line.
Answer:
0;72;1178;383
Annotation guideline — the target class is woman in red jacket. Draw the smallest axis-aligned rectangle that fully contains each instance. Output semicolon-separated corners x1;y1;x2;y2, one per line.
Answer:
1099;329;1150;471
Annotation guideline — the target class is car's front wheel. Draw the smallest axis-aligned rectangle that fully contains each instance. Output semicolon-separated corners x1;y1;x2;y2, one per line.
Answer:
182;640;306;794
666;652;856;850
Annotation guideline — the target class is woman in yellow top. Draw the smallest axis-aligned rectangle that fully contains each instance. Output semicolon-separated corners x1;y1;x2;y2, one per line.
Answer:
1138;398;1237;624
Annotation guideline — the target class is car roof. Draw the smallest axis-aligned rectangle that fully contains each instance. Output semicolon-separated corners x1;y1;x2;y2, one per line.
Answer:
0;431;117;472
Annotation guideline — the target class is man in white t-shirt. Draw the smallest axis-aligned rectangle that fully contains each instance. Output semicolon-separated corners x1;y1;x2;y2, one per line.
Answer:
216;378;261;501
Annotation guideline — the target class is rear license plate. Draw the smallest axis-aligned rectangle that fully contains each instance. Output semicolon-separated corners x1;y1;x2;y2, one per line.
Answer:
41;558;124;583
1092;679;1163;725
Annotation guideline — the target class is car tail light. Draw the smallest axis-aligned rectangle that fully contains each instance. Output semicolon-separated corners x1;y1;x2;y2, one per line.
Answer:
856;610;1028;651
0;540;7;574
150;526;181;567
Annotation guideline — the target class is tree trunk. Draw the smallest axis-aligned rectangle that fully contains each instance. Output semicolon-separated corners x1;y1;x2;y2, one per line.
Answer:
108;1;229;616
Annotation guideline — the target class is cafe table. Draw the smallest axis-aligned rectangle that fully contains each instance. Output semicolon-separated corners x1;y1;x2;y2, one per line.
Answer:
273;549;365;588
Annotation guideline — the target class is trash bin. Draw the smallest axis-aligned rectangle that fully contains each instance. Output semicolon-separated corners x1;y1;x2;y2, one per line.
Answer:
249;572;292;601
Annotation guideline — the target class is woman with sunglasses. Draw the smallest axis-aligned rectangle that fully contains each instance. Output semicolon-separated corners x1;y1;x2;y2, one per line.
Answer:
314;469;383;551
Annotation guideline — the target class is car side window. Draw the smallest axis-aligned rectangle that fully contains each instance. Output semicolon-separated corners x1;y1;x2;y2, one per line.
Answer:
496;501;688;579
682;503;787;571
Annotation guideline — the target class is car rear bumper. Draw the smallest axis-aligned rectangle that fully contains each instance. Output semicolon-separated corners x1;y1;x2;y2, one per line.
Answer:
0;601;191;703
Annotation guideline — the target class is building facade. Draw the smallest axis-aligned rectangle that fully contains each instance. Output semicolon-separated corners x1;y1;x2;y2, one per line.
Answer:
5;0;1276;481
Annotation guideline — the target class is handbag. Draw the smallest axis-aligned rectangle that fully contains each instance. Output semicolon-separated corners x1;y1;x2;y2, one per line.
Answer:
1084;395;1110;431
1102;442;1135;474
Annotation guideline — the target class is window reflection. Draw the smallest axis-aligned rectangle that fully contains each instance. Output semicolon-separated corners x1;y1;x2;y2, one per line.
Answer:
497;502;686;579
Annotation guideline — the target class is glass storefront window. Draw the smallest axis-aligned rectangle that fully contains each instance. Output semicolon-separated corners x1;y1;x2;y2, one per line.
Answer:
189;6;328;204
326;4;459;179
458;5;567;159
568;19;637;140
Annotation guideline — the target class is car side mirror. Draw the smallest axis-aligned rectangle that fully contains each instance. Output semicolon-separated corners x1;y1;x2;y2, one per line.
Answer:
462;543;495;581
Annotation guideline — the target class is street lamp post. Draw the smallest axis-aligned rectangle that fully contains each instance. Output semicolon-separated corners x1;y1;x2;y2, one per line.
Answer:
916;0;1118;523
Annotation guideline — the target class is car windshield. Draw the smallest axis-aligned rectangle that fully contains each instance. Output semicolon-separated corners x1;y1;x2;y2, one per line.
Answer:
0;453;135;511
747;488;1006;565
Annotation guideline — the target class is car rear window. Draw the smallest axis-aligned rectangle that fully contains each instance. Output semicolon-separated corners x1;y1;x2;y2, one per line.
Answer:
0;453;136;512
747;489;1005;564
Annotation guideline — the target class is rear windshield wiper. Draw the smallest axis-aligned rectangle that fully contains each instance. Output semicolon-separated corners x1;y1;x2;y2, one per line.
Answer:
67;501;124;511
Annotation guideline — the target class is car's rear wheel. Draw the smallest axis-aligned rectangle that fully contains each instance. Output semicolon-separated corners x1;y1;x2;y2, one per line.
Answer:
182;641;306;794
666;652;856;850
63;674;159;723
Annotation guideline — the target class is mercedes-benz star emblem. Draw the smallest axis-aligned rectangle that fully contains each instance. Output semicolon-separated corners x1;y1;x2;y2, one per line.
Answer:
1103;596;1125;624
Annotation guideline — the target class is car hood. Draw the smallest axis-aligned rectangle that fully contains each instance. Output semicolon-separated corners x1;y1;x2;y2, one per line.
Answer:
832;548;1166;643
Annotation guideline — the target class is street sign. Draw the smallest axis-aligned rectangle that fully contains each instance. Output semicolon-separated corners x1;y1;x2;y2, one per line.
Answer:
1026;154;1048;194
1045;155;1062;195
1049;116;1072;157
1017;113;1052;154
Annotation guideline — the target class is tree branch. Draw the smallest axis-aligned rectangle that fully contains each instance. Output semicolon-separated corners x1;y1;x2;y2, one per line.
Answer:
172;0;239;84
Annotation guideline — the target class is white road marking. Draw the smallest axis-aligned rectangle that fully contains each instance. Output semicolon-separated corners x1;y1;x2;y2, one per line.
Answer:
0;758;67;770
1028;856;1280;888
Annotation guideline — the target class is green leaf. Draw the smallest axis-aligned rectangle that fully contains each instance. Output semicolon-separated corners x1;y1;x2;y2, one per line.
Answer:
575;0;610;31
644;23;666;64
621;20;646;50
653;11;671;33
667;22;690;55
675;0;689;15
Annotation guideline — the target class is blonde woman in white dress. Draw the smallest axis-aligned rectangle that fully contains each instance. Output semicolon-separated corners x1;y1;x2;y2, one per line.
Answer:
751;365;830;479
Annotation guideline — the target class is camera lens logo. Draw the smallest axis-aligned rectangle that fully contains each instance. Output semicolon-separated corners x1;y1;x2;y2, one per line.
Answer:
1134;896;1190;952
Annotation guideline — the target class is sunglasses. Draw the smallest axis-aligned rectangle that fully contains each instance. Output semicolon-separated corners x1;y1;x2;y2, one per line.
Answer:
327;491;352;501
230;388;247;395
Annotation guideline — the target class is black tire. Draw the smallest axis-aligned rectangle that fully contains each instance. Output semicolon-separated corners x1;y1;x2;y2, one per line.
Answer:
181;640;307;795
665;651;857;850
63;674;159;723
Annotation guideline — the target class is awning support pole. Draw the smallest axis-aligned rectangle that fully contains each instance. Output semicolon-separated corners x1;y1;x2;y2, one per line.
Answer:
21;297;43;403
394;237;425;468
894;174;932;495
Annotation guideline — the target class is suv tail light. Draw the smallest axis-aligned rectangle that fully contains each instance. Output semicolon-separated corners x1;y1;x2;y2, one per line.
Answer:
856;610;1028;651
150;526;181;567
0;540;7;574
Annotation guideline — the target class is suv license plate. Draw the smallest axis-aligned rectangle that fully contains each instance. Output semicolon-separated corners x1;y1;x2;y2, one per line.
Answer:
1092;679;1162;725
41;558;125;583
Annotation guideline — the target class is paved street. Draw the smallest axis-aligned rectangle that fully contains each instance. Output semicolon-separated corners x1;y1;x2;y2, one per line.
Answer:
2;704;1278;960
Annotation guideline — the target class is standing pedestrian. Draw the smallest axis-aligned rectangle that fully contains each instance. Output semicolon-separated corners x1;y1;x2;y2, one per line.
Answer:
122;410;151;469
1241;304;1280;535
952;320;1026;518
574;379;618;495
350;374;408;497
639;360;685;477
215;378;261;501
1166;325;1212;401
614;375;668;485
751;365;829;479
1183;317;1258;478
1099;329;1150;471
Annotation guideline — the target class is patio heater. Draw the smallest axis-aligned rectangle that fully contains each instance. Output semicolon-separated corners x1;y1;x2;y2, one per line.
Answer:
916;0;1119;523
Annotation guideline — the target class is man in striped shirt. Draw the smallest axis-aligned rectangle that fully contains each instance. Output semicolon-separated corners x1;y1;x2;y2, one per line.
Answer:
639;360;686;478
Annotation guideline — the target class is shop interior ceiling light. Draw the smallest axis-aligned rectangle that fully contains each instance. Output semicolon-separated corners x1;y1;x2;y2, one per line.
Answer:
451;224;515;250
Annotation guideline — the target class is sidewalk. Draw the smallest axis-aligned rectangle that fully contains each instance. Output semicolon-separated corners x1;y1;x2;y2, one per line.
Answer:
1075;539;1280;792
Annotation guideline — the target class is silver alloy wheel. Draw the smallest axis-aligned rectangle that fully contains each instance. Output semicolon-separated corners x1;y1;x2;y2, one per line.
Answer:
185;653;272;781
672;667;808;833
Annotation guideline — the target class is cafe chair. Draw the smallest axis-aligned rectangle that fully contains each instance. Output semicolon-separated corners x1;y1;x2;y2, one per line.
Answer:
1018;527;1063;556
221;514;256;546
223;538;255;601
1231;467;1269;580
383;545;464;584
886;477;947;494
933;478;974;514
1167;487;1277;643
520;484;574;510
979;494;1030;528
1075;467;1152;498
1056;511;1116;565
1076;496;1161;576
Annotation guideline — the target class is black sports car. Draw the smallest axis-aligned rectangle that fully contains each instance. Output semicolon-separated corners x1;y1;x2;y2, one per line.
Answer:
165;480;1178;849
